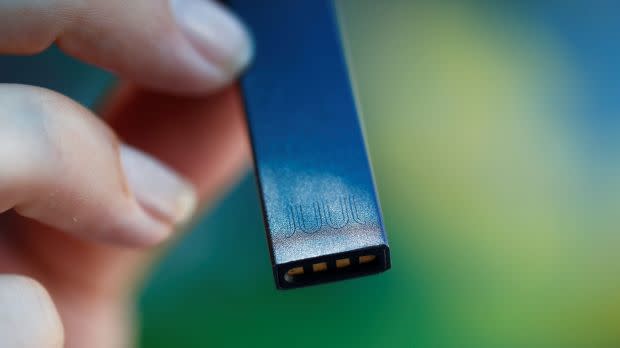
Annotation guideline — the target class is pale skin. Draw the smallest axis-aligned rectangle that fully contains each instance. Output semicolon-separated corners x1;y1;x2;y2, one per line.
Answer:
0;0;254;347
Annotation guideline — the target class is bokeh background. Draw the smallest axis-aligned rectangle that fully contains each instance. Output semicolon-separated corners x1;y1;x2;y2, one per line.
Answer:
2;1;620;347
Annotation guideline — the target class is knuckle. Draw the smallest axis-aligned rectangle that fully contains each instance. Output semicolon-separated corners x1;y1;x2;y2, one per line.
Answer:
0;85;121;206
0;86;67;187
0;84;118;169
0;86;56;197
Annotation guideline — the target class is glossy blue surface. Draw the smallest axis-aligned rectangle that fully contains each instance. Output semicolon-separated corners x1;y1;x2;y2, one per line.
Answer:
229;0;389;268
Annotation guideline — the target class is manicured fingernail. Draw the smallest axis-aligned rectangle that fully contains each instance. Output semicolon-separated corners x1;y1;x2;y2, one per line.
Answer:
171;0;253;78
120;145;197;225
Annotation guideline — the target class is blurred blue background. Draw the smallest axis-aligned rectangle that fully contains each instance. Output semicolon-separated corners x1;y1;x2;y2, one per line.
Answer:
2;1;619;347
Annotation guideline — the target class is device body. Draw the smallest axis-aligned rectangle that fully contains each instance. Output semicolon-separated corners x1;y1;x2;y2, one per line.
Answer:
228;0;390;289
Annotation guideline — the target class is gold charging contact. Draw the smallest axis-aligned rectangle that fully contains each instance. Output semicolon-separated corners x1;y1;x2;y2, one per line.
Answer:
312;262;327;272
336;258;351;268
284;254;381;284
359;255;376;264
286;266;304;276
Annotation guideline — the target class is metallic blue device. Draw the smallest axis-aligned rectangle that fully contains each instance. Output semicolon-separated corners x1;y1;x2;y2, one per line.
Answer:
228;0;391;289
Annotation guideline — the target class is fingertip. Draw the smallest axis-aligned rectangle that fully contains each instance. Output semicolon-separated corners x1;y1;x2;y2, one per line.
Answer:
101;202;173;248
104;84;252;202
0;275;64;348
120;145;198;226
170;0;254;83
58;0;253;95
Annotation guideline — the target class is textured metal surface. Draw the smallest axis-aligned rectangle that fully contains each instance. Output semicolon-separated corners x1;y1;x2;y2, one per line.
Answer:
229;0;389;267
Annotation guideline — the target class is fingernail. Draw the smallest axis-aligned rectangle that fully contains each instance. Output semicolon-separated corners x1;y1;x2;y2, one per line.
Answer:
171;0;253;78
120;145;197;225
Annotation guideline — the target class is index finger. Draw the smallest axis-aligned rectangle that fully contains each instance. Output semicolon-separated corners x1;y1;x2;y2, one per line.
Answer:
0;0;252;95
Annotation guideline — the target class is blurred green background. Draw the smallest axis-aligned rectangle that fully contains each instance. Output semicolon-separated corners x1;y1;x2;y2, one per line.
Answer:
2;1;620;347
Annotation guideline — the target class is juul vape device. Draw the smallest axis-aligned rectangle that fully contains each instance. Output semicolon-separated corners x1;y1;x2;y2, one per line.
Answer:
228;0;391;289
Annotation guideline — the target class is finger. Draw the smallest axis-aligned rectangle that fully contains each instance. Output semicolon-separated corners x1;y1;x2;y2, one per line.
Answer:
0;275;64;348
0;84;197;247
103;83;250;203
0;0;252;94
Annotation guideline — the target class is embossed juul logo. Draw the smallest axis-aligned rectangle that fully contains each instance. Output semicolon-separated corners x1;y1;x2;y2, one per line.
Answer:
283;195;368;237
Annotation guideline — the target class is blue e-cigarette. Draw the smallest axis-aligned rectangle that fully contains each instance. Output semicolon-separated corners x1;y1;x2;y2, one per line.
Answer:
228;0;391;289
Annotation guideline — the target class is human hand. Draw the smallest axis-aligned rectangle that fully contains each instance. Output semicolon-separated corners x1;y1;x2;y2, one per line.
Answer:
0;1;252;347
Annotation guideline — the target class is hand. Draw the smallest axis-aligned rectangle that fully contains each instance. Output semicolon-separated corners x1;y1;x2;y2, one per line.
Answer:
0;1;252;347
